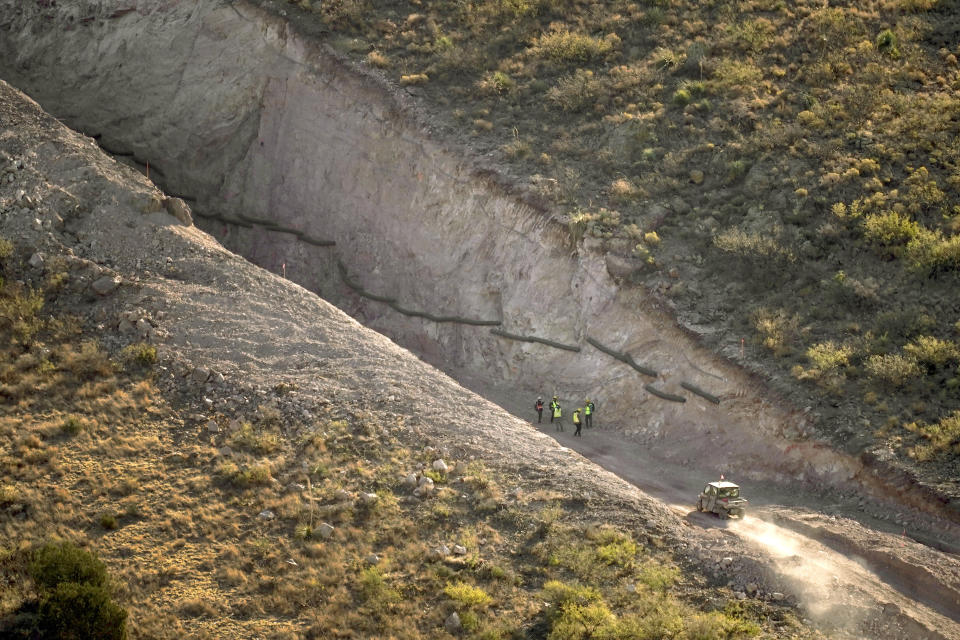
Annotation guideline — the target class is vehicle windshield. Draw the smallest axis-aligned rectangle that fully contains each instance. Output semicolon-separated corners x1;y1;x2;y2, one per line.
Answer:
718;487;739;498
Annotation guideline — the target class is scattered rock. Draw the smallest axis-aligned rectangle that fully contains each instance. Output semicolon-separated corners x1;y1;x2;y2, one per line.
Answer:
625;583;637;593
365;553;380;565
191;366;211;384
257;509;275;520
206;419;220;434
91;274;121;295
719;557;734;569
163;197;193;226
334;489;352;502
217;445;233;457
432;459;448;473
689;169;704;185
28;252;44;269
444;612;461;633
318;523;335;539
228;419;242;432
770;592;784;601
360;492;379;505
403;473;418;488
288;483;306;493
453;544;467;556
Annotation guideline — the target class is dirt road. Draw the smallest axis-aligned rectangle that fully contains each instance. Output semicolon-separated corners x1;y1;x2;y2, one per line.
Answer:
472;382;960;639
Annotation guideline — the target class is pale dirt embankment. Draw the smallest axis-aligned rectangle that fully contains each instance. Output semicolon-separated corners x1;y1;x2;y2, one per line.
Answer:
0;1;958;637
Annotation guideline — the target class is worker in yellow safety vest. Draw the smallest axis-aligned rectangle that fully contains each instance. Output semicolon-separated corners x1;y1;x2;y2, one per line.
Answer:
584;399;595;428
552;401;563;432
549;396;559;424
573;408;582;437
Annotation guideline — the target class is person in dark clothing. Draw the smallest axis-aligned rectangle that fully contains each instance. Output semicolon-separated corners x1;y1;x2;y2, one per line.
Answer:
573;408;582;437
549;396;559;423
535;397;544;423
585;399;595;428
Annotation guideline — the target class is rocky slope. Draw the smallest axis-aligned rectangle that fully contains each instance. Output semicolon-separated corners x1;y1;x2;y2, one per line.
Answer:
1;0;956;533
1;63;958;639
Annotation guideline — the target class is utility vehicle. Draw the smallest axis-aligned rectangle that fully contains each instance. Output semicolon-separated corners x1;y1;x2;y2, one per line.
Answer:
697;480;747;519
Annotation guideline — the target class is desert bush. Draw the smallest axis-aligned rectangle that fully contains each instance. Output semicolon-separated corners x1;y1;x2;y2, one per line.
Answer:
541;580;602;616
29;542;126;640
637;562;680;593
445;582;493;609
806;341;853;373
875;29;899;58
476;70;514;95
60;415;85;436
907;410;960;460
230;422;281;454
0;284;44;346
727;18;775;53
365;51;390;68
865;353;921;387
120;342;157;368
531;30;619;63
711;58;762;93
713;228;795;264
549;600;616;640
0;235;12;262
862;210;921;257
903;336;959;369
595;531;637;568
30;543;109;592
547;70;604;112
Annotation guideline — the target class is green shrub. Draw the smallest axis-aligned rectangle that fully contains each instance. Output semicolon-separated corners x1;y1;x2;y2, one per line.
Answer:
61;415;85;436
548;601;615;640
444;582;493;609
0;235;12;261
875;29;899;58
806;341;853;372
903;336;959;369
38;581;127;640
30;543;109;592
100;514;119;530
28;543;127;639
711;58;763;93
0;285;44;346
865;353;921;387
121;342;157;367
862;210;920;255
672;88;692;105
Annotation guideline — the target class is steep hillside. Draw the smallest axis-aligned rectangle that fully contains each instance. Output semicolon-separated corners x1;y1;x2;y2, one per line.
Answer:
253;0;960;497
0;80;825;639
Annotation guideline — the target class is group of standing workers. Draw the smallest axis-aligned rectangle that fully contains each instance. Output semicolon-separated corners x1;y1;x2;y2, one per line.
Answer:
535;396;595;437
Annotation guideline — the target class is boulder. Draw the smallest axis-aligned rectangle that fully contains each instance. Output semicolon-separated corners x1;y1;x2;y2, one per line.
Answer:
163;197;193;226
432;459;448;473
91;275;121;295
257;509;275;520
318;523;335;539
444;612;461;633
28;252;44;269
453;544;467;556
191;367;211;384
206;419;220;434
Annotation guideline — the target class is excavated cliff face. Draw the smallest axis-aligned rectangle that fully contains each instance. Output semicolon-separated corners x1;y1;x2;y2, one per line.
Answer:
0;1;919;499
